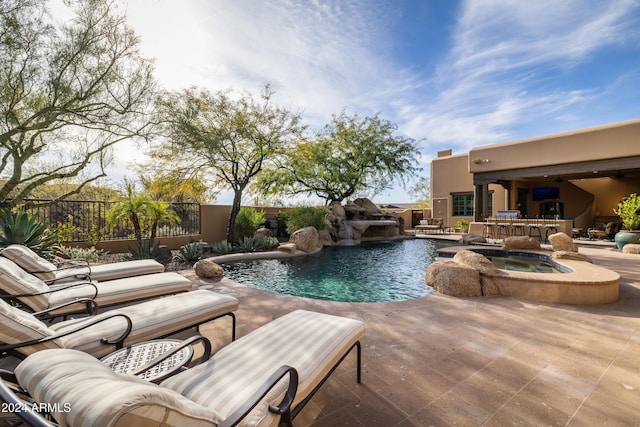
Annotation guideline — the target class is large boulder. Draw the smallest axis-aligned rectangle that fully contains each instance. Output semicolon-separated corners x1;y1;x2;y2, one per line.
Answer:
548;232;578;252
551;251;592;263
194;259;224;279
353;198;382;218
289;227;322;253
252;227;273;241
502;236;541;250
453;250;498;277
318;229;335;246
481;276;501;296
328;202;346;219
426;260;481;297
622;244;640;255
277;243;297;253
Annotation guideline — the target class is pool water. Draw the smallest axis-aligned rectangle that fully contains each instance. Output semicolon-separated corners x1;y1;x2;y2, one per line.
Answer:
488;255;567;273
222;239;438;302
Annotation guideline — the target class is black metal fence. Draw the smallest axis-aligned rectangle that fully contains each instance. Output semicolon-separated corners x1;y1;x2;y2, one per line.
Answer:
6;199;200;242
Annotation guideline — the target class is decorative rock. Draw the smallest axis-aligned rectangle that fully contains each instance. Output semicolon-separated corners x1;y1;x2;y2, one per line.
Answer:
426;260;481;297
502;236;541;250
480;276;501;296
289;227;322;253
318;230;335;246
252;227;273;241
622;243;640;254
548;232;578;252
551;251;593;263
156;245;173;264
329;202;346;219
194;259;224;279
453;250;498;277
277;243;297;253
462;234;487;244
353;198;383;217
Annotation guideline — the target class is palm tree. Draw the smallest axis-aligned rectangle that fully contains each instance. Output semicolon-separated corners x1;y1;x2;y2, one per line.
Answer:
106;185;180;243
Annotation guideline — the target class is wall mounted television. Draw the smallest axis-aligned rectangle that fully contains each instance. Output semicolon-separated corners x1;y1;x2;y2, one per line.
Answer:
532;187;559;201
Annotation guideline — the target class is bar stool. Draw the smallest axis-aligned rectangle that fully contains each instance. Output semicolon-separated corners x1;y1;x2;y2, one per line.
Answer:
528;216;543;241
494;214;511;240
542;216;559;243
511;218;526;236
482;218;495;239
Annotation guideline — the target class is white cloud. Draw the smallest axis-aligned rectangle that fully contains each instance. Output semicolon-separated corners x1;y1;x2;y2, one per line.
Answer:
401;0;640;153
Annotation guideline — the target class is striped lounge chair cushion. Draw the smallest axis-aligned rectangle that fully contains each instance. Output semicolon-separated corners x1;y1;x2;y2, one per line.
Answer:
46;272;195;316
52;290;239;358
0;299;60;356
79;259;165;282
16;349;218;427
0;244;58;281
0;257;52;311
161;310;366;427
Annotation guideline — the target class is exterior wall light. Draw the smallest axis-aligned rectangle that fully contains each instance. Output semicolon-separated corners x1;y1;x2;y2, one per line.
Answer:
472;158;490;164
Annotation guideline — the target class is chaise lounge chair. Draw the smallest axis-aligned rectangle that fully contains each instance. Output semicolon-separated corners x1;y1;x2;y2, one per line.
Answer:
0;256;196;316
0;289;238;359
0;309;365;427
0;244;165;283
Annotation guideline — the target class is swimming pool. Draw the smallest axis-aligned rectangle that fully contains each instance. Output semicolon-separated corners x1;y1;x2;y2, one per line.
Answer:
222;239;438;302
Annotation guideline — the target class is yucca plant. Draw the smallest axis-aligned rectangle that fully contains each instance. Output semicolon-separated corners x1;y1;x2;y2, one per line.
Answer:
0;209;55;256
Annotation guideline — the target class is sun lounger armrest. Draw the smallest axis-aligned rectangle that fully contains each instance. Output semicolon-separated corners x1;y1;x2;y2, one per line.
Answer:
1;281;98;300
33;298;99;317
0;313;133;353
42;260;92;284
0;380;56;427
130;335;213;379
217;365;299;427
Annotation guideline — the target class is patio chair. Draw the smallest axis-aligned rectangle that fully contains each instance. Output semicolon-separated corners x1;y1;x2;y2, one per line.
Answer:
0;244;165;283
0;289;238;359
0;309;364;427
587;222;621;240
0;256;194;316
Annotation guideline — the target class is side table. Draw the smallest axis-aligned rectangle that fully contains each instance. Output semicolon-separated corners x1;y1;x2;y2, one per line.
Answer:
101;339;193;383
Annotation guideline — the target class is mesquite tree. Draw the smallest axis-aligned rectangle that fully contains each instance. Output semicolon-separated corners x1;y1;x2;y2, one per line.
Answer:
0;0;156;206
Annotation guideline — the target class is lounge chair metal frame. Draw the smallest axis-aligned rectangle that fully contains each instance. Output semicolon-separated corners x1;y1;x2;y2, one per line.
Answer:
0;310;363;427
0;340;361;427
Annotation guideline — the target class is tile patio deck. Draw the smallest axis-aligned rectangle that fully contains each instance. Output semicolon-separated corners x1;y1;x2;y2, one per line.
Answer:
186;240;640;426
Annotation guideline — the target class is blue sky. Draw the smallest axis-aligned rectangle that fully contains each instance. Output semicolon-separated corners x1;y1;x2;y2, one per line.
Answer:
75;0;640;204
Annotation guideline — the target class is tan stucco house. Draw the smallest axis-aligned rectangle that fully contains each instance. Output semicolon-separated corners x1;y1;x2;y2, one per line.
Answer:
431;118;640;231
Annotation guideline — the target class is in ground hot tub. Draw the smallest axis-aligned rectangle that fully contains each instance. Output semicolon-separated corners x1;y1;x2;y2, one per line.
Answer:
438;247;620;305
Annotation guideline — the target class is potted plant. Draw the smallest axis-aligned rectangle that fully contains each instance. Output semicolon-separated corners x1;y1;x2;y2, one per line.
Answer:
455;219;469;233
613;193;640;249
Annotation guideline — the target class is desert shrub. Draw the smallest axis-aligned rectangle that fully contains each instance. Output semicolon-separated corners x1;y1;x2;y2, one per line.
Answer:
210;240;234;255
285;206;330;234
179;242;205;264
235;236;257;253
56;246;102;263
235;207;265;239
255;235;279;250
127;239;162;261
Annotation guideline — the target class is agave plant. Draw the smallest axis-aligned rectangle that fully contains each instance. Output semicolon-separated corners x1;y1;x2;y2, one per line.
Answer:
0;209;55;256
127;239;162;261
235;236;257;253
179;242;205;264
210;240;234;255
